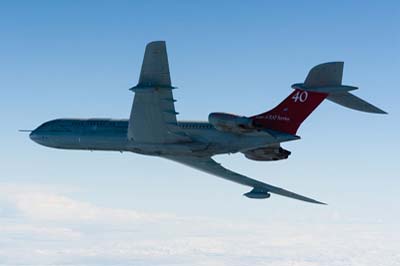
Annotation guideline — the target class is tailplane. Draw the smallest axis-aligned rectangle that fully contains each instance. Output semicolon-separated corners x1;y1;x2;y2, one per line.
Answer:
251;62;386;135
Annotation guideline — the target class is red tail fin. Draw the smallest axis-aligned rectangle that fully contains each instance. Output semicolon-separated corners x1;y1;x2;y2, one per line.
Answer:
251;89;328;135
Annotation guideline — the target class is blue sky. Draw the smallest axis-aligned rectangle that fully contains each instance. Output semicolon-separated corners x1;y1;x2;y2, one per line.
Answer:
1;1;399;265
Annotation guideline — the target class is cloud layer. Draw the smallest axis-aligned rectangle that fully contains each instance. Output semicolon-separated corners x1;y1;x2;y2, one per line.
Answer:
0;183;399;266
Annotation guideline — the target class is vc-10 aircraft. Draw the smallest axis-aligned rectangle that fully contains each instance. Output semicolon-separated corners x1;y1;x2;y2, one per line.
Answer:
28;41;386;204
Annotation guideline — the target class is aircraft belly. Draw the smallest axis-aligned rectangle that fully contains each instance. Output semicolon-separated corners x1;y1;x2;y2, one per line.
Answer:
127;142;212;157
187;129;278;153
80;137;128;151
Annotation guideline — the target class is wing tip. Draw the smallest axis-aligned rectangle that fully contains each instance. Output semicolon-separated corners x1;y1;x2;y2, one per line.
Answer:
293;195;327;205
311;199;328;205
146;40;166;48
376;109;388;115
267;187;328;205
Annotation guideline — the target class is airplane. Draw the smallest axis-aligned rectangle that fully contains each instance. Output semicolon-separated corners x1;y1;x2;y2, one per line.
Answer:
28;41;386;204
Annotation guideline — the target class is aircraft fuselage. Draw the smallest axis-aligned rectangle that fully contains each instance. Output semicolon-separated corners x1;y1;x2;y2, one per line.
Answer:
30;118;288;157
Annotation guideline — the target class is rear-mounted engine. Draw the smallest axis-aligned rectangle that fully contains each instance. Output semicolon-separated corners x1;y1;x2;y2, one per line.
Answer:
208;112;254;133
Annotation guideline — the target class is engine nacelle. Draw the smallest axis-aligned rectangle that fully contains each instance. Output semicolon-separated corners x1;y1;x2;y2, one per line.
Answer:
208;112;254;133
243;147;291;161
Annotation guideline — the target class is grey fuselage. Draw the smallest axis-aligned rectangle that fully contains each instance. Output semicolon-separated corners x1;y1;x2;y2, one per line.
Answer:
30;118;295;157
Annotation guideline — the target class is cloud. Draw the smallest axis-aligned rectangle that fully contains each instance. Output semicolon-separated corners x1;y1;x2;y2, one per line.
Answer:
0;183;399;266
0;183;175;224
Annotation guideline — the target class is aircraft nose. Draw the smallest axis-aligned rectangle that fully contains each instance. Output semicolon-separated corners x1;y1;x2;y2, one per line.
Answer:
29;130;38;141
29;129;45;144
29;129;49;146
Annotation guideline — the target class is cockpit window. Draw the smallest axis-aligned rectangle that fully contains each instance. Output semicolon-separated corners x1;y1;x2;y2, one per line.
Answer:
37;120;71;132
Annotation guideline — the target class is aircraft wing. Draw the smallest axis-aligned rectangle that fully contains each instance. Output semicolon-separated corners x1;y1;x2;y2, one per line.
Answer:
164;156;326;204
128;41;189;143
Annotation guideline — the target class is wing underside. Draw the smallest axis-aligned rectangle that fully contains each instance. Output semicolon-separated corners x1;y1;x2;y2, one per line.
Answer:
164;156;326;204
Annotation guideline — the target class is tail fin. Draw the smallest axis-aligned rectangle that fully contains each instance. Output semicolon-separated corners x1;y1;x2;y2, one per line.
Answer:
251;62;386;135
251;88;328;135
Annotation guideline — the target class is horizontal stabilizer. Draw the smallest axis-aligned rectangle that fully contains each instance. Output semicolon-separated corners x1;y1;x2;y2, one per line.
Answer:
305;62;343;87
292;62;387;114
292;62;355;93
292;83;358;93
327;92;387;114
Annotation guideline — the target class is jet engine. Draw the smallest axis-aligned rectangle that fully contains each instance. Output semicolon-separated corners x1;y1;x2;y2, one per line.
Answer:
243;146;291;161
208;112;254;133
